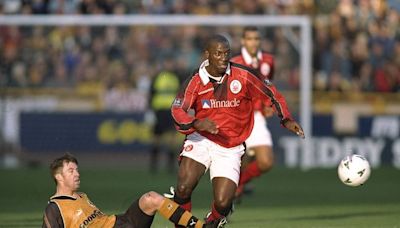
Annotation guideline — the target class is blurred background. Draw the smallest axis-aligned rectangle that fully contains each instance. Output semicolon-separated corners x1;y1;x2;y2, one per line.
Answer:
0;0;399;172
0;1;400;227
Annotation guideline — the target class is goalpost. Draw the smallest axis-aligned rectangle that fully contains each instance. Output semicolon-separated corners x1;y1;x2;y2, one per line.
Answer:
0;15;313;168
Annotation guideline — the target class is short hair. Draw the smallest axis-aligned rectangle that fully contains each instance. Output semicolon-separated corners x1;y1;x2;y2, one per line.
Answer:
50;153;78;184
242;26;259;38
205;34;229;51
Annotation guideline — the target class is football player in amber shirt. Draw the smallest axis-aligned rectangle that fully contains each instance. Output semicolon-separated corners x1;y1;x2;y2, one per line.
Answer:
171;35;304;227
42;153;216;228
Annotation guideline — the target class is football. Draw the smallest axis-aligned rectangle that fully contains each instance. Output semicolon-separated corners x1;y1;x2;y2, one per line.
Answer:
338;154;371;187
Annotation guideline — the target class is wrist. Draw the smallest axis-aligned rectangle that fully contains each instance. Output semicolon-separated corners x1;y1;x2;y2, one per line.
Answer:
280;118;291;126
192;119;199;129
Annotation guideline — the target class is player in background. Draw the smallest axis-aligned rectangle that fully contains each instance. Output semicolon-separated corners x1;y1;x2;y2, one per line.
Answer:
42;153;216;228
230;26;276;200
171;35;304;227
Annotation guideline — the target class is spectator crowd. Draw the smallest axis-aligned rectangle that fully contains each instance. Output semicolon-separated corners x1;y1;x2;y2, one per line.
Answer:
0;0;399;101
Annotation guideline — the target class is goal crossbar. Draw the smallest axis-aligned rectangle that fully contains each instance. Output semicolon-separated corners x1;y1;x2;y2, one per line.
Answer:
0;15;308;26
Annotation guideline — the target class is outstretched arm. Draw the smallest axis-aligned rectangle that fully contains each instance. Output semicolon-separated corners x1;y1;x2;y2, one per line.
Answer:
282;118;305;138
246;74;305;138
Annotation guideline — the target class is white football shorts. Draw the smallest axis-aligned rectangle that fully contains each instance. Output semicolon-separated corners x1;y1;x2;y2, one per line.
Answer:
180;132;245;186
245;111;273;149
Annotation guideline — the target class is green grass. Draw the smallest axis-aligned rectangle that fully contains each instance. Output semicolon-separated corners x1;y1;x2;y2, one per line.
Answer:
0;166;399;227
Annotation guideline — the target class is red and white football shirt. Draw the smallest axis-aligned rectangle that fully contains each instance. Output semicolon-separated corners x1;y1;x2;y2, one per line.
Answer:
171;60;292;148
231;48;275;111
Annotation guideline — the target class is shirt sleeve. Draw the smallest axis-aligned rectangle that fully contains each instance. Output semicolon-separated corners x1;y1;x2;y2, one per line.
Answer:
246;72;293;123
171;76;198;134
42;202;63;228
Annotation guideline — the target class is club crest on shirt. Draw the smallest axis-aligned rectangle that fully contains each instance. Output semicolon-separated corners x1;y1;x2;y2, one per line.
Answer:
260;62;271;76
184;144;193;151
230;80;242;94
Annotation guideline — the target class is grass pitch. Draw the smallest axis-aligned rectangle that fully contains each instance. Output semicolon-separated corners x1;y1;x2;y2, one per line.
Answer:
0;165;399;227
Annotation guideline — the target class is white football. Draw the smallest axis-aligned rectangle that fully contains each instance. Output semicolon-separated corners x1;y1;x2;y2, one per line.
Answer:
338;154;371;187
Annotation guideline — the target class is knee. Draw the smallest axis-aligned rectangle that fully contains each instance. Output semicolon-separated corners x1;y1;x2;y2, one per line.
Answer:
213;195;233;210
175;183;193;199
256;150;274;172
140;191;164;212
257;158;274;172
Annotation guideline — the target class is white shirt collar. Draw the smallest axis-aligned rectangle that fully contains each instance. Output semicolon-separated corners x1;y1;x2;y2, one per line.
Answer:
198;59;231;85
241;47;262;65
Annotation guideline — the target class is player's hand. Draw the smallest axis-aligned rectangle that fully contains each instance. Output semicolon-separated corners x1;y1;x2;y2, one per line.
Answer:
284;120;305;138
262;106;275;118
193;118;219;134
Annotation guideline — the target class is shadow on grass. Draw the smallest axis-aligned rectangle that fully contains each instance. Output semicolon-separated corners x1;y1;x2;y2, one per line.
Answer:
284;211;394;221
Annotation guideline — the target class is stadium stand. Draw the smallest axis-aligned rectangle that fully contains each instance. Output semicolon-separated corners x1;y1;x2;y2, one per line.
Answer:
0;0;398;94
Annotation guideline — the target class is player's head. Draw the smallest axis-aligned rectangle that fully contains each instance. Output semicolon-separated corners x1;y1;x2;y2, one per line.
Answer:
205;34;231;76
241;26;261;57
50;153;80;191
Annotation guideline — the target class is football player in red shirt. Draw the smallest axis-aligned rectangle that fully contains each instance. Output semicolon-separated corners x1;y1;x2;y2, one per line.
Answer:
230;26;277;200
171;34;304;227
